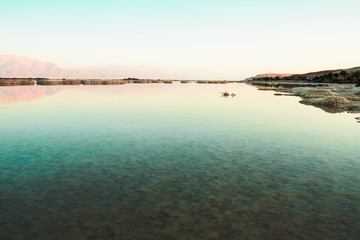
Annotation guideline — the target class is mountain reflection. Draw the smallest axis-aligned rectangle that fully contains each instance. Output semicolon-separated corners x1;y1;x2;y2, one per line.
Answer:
0;86;62;104
0;84;165;104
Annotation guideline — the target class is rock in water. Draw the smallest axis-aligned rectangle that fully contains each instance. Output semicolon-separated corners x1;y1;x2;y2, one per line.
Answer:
298;89;334;98
312;96;350;107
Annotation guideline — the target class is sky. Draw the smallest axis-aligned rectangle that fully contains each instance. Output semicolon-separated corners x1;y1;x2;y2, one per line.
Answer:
1;0;359;79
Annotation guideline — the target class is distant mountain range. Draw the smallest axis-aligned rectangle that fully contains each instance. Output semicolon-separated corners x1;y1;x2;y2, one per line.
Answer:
0;55;172;79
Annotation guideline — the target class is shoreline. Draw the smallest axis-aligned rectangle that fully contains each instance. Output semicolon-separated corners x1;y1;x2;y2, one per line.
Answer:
0;78;242;86
248;81;360;114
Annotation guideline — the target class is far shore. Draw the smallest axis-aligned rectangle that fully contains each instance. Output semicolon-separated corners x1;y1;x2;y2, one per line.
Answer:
0;78;242;86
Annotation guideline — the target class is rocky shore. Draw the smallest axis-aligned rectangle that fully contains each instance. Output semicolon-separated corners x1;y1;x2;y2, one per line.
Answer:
249;82;360;114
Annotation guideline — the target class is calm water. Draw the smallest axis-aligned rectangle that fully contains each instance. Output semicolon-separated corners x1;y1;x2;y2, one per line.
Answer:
1;83;360;240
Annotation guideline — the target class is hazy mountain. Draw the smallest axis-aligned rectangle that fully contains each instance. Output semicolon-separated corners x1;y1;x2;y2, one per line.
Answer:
0;55;172;79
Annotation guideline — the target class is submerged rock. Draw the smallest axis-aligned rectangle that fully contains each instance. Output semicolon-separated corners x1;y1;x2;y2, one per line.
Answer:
258;87;277;91
63;80;81;85
274;93;291;96
319;87;336;91
251;82;360;114
0;80;35;86
343;104;360;113
37;80;64;85
298;89;333;98
346;96;360;101
312;96;350;107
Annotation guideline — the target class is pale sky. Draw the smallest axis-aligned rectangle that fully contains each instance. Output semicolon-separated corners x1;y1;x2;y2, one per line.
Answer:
1;0;359;79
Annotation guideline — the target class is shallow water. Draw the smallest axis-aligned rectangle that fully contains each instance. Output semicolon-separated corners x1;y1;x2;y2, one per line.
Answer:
1;83;360;239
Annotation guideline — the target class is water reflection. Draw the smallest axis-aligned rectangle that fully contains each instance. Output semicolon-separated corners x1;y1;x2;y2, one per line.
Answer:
0;86;62;104
1;83;360;239
0;84;167;104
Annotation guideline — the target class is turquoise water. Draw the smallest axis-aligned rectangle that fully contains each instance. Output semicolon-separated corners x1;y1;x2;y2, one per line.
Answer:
1;83;360;239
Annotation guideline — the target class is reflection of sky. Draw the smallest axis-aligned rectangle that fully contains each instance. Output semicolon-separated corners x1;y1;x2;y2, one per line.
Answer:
0;84;166;104
0;86;62;104
1;79;360;239
1;83;359;152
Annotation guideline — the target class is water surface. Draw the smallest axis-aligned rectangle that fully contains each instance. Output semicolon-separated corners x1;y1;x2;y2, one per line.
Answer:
1;83;359;239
